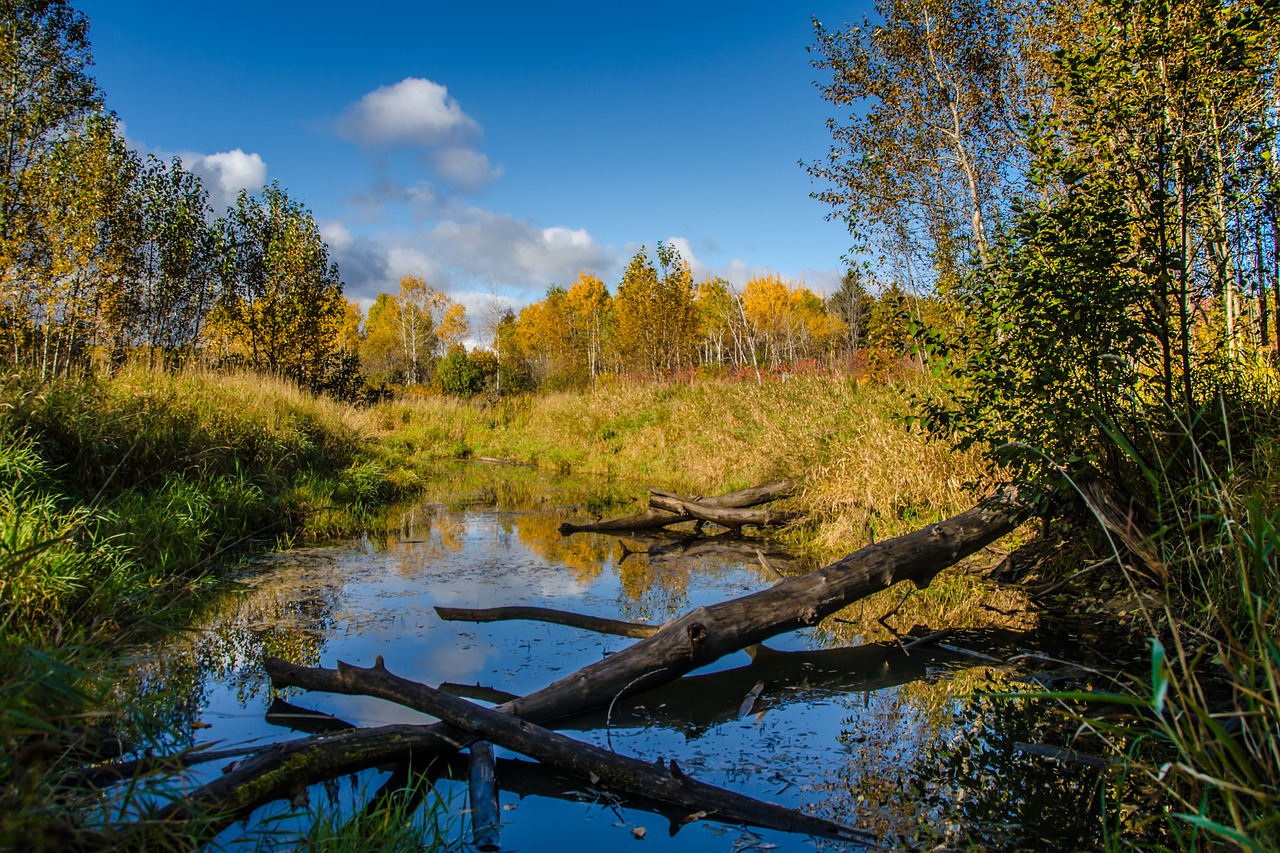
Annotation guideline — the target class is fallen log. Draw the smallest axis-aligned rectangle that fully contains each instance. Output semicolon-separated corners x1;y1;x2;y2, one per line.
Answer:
266;656;871;843
649;493;800;529
430;753;722;838
508;484;1031;723
145;485;1031;837
476;456;535;468
558;479;795;534
435;605;658;639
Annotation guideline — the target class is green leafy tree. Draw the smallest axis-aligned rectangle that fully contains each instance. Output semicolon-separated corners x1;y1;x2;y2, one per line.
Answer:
210;182;347;389
924;0;1280;486
434;348;484;396
0;0;102;367
127;155;218;366
808;0;1039;290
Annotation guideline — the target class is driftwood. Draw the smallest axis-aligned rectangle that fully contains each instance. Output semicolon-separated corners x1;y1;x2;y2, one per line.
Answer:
558;479;796;534
649;493;800;529
435;605;658;639
142;484;1031;841
265;657;870;843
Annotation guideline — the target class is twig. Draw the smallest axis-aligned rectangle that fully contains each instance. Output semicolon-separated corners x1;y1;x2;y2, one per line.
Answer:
1031;556;1117;601
903;628;953;651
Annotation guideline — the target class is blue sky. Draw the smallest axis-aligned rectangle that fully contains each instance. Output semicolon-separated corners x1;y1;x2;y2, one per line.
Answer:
79;0;869;314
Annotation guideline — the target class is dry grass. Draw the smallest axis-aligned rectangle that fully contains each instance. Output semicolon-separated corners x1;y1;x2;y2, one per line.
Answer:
373;374;997;561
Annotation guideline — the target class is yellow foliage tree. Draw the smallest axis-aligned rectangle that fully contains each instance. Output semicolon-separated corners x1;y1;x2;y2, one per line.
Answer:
611;243;697;375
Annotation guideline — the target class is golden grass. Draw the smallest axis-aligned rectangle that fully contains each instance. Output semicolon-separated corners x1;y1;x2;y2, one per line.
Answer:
369;374;999;564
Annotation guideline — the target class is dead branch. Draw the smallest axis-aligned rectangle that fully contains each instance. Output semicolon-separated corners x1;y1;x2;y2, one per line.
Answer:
435;605;658;639
142;485;1031;837
648;493;801;529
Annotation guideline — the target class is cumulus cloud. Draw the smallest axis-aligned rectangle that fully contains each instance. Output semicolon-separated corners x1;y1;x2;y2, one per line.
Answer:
185;148;267;209
347;180;442;221
316;208;617;311
426;212;616;292
320;222;392;302
339;78;479;147
429;147;503;191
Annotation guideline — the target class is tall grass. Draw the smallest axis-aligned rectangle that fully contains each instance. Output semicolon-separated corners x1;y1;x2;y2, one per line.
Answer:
1009;402;1280;850
1094;434;1280;849
370;373;993;559
0;365;431;848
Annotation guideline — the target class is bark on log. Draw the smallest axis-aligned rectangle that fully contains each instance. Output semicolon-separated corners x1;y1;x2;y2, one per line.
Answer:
436;605;658;639
468;742;501;851
558;479;795;534
265;656;870;843
430;753;727;839
507;484;1031;723
648;494;801;529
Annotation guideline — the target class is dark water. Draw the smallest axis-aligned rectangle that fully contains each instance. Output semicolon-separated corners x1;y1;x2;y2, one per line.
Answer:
113;468;1110;851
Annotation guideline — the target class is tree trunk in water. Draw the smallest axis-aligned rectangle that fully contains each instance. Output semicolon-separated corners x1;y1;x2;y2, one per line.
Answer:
264;657;871;844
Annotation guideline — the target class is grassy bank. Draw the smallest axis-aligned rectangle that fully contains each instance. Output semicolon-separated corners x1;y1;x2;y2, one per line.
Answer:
0;366;434;846
371;374;994;559
0;366;434;653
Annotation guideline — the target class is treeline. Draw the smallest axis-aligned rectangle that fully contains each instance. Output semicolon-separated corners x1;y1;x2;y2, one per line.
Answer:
1;2;358;394
493;256;935;390
353;246;941;394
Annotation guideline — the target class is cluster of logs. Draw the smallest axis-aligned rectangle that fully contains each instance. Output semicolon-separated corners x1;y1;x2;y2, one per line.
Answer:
89;480;1030;848
558;478;799;535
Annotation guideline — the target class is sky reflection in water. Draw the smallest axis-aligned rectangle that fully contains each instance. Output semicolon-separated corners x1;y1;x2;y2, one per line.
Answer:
116;484;1103;851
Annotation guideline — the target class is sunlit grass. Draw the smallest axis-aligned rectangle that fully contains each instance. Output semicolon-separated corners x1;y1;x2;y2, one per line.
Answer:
370;373;996;558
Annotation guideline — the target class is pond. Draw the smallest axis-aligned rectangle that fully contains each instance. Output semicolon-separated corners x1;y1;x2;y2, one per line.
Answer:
113;465;1115;851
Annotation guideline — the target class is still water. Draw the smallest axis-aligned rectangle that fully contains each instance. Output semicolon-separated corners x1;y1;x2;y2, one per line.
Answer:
116;467;1107;850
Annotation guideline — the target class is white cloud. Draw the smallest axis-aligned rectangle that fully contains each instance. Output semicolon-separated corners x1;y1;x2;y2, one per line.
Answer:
320;222;391;301
429;147;503;191
664;236;709;280
427;212;615;291
316;209;617;309
386;246;450;290
185;148;268;209
339;78;479;147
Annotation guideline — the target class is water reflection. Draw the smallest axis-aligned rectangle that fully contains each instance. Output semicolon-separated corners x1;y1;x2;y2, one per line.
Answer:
105;464;1116;851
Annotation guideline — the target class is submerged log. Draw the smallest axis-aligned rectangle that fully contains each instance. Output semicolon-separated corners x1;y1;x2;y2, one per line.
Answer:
648;493;800;529
468;742;501;851
436;605;658;638
558;479;796;534
266;657;870;843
